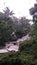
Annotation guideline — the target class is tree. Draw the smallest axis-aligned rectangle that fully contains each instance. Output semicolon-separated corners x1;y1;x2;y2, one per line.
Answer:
3;7;14;16
15;17;31;38
30;3;37;23
0;22;12;46
29;1;37;63
29;2;37;39
0;7;15;46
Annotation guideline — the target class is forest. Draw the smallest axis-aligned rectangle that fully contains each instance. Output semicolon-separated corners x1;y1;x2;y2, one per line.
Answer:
0;1;37;65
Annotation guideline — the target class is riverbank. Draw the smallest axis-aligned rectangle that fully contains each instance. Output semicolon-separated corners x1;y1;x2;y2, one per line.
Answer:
0;34;30;53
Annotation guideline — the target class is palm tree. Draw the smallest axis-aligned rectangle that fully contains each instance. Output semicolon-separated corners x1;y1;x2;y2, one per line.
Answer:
3;7;14;16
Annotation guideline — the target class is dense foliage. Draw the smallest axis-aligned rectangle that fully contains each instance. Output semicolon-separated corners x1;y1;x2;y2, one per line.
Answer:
0;21;37;65
0;1;37;65
0;7;30;46
0;37;37;65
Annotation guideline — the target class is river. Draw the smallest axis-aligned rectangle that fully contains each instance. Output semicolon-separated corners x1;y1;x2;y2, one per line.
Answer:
0;34;30;53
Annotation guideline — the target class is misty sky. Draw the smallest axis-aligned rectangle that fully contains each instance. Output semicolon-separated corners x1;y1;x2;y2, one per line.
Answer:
0;0;36;19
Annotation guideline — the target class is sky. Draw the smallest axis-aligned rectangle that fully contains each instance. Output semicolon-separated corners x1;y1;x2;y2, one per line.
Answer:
0;0;36;19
